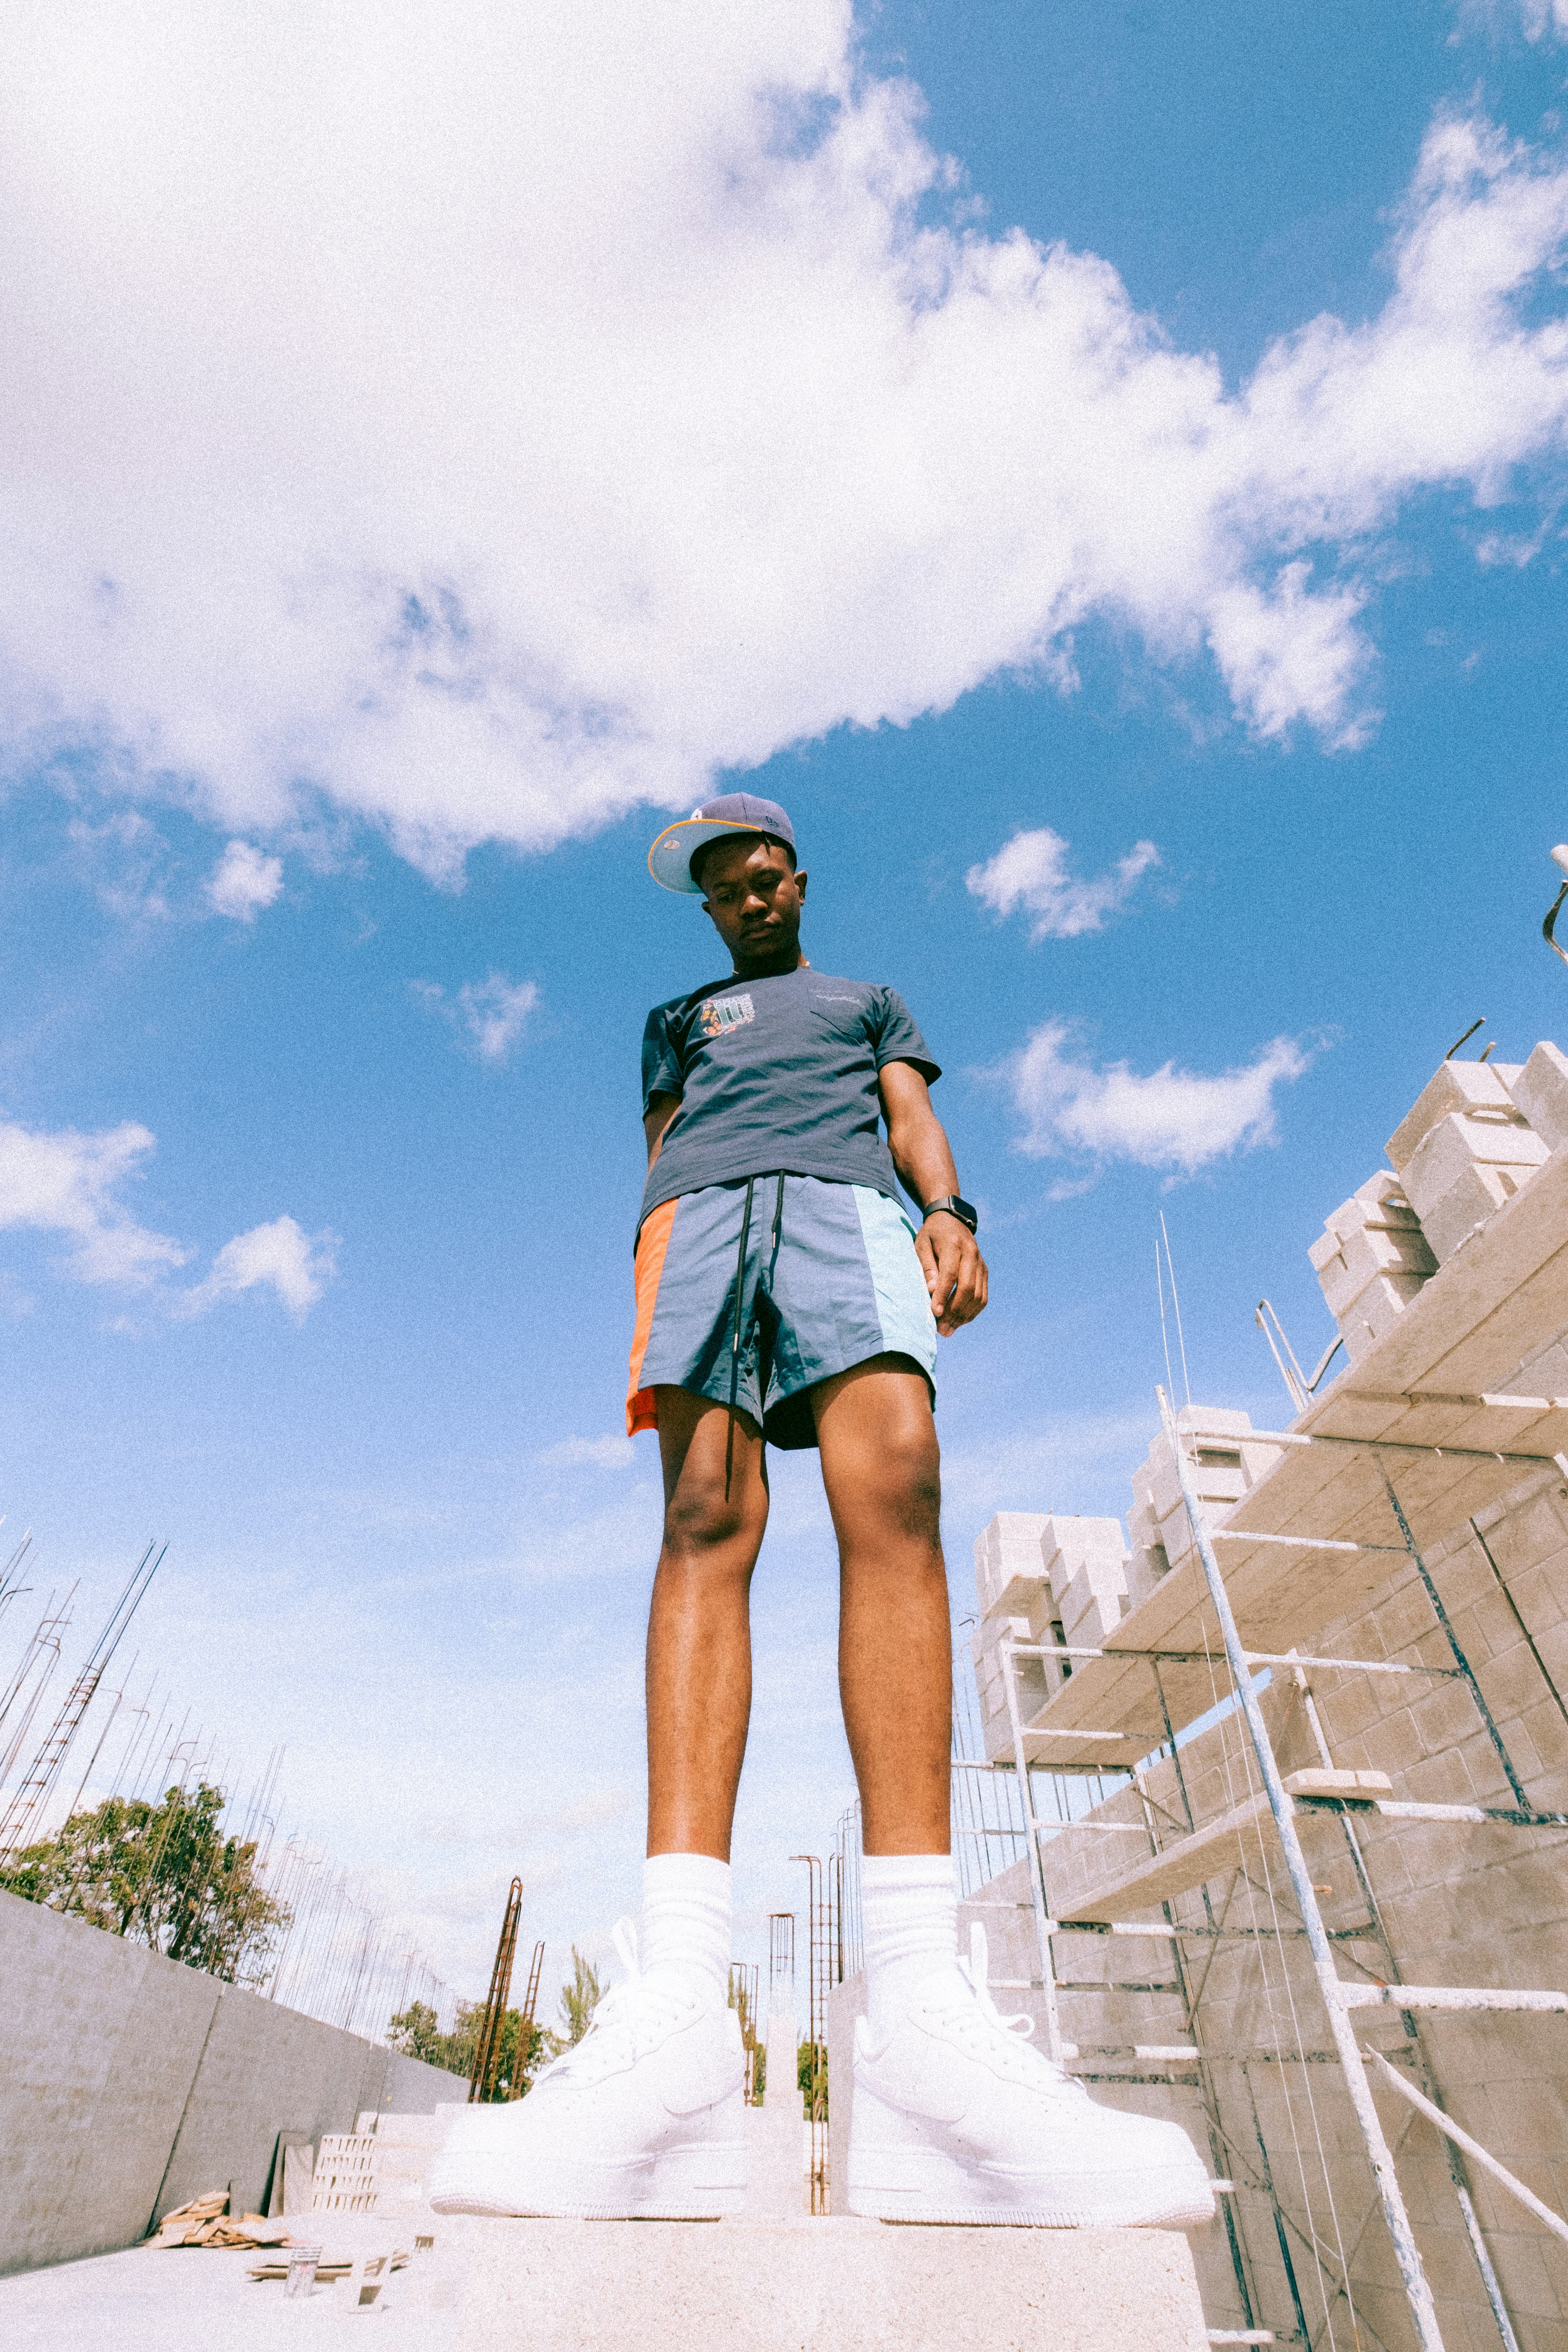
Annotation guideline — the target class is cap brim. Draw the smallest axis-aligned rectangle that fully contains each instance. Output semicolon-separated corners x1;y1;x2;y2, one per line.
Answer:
647;817;773;894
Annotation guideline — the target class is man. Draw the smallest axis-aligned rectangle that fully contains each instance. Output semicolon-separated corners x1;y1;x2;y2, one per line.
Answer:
431;794;1211;2228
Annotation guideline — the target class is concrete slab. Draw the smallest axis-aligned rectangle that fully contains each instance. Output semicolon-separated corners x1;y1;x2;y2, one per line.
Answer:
743;2098;805;2219
0;2213;463;2351
0;2205;1210;2351
446;2214;1212;2351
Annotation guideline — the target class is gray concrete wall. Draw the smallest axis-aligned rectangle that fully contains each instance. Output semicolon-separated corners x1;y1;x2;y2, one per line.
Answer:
0;1888;464;2275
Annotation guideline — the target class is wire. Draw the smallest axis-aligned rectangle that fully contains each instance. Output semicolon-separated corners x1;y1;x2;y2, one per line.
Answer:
1159;1213;1193;1412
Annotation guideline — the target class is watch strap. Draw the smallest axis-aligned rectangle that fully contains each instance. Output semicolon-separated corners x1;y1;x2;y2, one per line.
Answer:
921;1194;978;1235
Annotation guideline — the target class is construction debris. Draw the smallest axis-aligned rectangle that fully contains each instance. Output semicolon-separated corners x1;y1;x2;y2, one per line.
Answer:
149;2191;294;2249
244;2246;411;2283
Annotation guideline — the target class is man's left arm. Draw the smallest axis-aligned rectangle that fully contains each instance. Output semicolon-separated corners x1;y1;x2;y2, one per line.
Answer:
878;1060;989;1336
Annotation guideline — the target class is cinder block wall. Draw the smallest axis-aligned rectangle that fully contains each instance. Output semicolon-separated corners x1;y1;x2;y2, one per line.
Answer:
0;1890;465;2275
962;1446;1568;2351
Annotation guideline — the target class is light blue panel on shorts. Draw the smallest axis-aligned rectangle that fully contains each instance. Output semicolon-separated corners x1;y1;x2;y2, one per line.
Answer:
851;1185;939;1385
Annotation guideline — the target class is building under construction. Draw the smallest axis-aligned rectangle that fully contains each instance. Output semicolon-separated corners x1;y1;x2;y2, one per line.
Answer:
831;1034;1568;2350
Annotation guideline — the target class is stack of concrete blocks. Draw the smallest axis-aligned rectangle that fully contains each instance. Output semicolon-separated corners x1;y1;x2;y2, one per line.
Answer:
1384;1051;1553;1268
1124;1407;1282;1611
1042;1516;1132;1663
970;1511;1129;1761
971;1511;1055;1762
1308;1170;1436;1366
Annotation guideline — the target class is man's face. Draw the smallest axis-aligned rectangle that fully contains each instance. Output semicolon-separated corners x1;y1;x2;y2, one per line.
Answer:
698;835;808;971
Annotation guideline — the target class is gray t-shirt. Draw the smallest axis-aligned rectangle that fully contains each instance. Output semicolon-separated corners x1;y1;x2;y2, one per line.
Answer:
639;968;939;1231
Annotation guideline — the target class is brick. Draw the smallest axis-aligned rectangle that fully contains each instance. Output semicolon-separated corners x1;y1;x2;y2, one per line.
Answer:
1412;1680;1482;1755
1513;1039;1568;1151
1520;1696;1568;1778
1387;1059;1522;1171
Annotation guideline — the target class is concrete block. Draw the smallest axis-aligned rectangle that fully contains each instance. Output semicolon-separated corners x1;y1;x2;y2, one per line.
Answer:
449;2215;1213;2351
972;1614;1052;1760
1124;1541;1170;1613
1403;1106;1548;1218
1511;1038;1568;1152
1136;1410;1281;1547
1338;1270;1433;1361
1312;1219;1436;1319
1337;1165;1424;1230
1387;1057;1526;1173
1418;1159;1543;1266
1037;1516;1130;1615
972;1513;1054;1617
1058;1555;1129;1650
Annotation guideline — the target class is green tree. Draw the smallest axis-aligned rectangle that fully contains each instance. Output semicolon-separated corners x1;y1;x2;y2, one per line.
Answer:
388;1998;547;2093
491;2005;547;2097
0;1782;289;1985
728;1971;763;2105
386;2000;453;2066
798;2037;827;2119
540;1946;603;2060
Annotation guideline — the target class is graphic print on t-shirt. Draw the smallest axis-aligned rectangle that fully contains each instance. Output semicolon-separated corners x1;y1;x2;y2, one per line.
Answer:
698;993;755;1038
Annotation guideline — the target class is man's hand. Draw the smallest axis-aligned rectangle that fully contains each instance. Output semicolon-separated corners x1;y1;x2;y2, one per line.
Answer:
916;1210;988;1335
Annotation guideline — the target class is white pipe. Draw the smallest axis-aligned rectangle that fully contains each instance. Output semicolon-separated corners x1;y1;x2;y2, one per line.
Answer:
1342;1986;1566;2015
1365;2049;1568;2249
998;1639;1064;2061
1158;1385;1449;2352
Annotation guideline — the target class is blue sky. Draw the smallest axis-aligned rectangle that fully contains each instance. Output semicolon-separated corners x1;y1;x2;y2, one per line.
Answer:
2;0;1566;2020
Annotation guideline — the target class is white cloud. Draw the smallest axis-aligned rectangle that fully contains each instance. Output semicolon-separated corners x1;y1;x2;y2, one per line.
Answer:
1458;0;1568;37
967;828;1161;940
415;974;541;1064
1002;1021;1313;1176
537;1434;638;1470
0;1113;332;1315
207;838;283;920
0;1115;188;1285
0;14;1566;874
174;1214;337;1322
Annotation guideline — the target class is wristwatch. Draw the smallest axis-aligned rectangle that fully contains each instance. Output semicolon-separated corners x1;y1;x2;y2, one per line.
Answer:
922;1194;978;1235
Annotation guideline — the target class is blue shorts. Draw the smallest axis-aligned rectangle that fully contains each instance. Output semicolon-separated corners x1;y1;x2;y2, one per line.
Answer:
628;1174;939;1450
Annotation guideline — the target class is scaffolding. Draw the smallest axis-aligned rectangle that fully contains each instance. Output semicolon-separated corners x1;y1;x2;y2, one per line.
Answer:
729;1961;763;2103
469;1877;524;2103
970;1278;1568;2352
815;1137;1568;2344
792;1853;833;2211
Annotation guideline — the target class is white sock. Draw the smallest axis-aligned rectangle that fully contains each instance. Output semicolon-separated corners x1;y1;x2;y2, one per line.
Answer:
642;1853;731;2004
861;1853;958;2032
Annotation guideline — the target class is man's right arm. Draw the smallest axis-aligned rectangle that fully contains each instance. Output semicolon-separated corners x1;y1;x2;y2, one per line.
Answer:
645;1092;683;1168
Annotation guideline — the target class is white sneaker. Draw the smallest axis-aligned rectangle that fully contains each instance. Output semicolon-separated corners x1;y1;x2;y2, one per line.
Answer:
848;1925;1216;2228
427;1922;746;2219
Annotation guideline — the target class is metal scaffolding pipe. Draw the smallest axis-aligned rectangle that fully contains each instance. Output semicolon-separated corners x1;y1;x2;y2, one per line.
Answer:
1158;1383;1449;2352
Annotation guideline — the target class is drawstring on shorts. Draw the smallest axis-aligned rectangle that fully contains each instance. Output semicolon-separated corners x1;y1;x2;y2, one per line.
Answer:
723;1173;787;1499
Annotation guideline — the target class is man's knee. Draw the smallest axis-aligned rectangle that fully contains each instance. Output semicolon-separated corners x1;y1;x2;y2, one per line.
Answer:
856;1421;943;1542
661;1473;764;1560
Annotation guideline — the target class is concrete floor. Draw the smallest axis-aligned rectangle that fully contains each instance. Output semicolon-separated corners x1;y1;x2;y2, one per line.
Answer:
0;2214;464;2352
0;2211;1211;2352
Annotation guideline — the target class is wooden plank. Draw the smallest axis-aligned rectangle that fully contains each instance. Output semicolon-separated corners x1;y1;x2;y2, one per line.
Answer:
1052;1793;1273;1922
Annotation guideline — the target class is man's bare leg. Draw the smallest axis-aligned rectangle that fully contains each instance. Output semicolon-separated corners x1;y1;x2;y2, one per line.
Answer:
813;1355;952;1856
646;1385;770;1862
